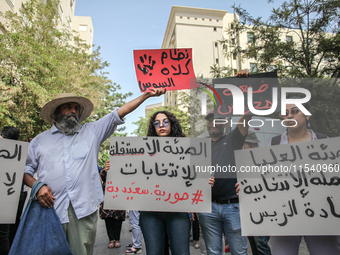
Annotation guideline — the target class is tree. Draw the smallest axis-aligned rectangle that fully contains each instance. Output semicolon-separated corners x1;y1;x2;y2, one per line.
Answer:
89;82;132;167
132;106;190;137
177;80;214;137
0;0;130;140
219;0;340;78
210;64;234;78
213;0;340;137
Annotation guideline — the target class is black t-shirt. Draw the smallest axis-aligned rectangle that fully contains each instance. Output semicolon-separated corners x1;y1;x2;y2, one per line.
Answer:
211;127;245;200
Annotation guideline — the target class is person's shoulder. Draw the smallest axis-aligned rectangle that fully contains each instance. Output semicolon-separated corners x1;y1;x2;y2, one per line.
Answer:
310;130;328;139
228;126;242;138
35;128;53;139
28;128;52;148
270;134;282;146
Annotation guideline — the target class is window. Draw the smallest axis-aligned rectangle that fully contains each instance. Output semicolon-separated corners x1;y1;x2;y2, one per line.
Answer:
231;38;235;45
233;53;237;60
6;0;14;8
247;32;254;43
269;65;275;71
59;6;63;23
215;42;218;47
250;63;257;73
68;16;72;28
230;24;234;29
79;25;87;31
216;58;219;64
286;36;293;42
213;27;217;32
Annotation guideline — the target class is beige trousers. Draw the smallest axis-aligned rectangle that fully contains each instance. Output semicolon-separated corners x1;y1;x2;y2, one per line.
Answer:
62;203;98;255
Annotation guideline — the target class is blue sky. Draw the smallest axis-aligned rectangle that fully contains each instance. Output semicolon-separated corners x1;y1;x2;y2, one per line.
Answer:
74;0;284;135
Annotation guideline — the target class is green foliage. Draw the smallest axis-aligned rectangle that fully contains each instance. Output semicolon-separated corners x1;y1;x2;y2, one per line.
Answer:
210;64;236;78
212;0;340;137
0;0;129;141
280;78;340;137
178;84;214;137
0;0;132;163
132;105;190;137
89;82;132;167
220;0;340;78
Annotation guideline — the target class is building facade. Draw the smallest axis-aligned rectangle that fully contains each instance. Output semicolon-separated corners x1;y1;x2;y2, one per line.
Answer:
0;0;93;52
161;6;301;108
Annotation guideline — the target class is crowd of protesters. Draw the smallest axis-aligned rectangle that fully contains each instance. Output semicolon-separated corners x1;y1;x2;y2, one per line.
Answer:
1;70;340;255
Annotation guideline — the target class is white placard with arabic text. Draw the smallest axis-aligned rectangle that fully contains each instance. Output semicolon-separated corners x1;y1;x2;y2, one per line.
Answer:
235;136;340;235
104;137;212;212
0;139;29;223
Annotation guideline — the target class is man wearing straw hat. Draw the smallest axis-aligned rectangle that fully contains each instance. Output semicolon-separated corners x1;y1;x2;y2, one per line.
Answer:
23;89;165;255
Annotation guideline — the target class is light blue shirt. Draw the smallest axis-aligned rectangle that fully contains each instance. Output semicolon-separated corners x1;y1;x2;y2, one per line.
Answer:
25;110;124;224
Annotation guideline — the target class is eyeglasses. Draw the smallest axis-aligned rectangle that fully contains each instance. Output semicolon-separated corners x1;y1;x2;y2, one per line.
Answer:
280;108;300;117
153;120;170;129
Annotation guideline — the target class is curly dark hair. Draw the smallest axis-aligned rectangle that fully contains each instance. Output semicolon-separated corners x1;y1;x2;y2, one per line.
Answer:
147;111;185;137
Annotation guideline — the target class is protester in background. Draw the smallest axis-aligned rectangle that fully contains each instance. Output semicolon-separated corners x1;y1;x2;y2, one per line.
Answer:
236;98;340;254
268;99;340;255
242;131;272;255
9;137;33;247
125;210;142;254
99;160;126;249
0;126;22;255
198;70;251;255
139;111;190;255
24;89;165;255
1;127;20;140
190;213;200;249
140;111;215;255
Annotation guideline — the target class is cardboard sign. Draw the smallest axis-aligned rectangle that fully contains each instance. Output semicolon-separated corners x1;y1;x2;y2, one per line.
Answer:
213;72;279;118
103;137;211;212
134;48;197;92
0;139;29;223
235;137;340;235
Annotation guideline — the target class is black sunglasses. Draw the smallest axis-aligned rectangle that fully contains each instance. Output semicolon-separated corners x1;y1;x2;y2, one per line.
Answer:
280;108;300;117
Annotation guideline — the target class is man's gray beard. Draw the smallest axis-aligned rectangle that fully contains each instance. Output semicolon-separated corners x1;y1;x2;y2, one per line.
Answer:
208;127;225;138
55;113;82;135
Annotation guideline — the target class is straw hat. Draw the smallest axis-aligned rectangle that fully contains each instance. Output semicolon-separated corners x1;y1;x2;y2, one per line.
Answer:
40;93;93;125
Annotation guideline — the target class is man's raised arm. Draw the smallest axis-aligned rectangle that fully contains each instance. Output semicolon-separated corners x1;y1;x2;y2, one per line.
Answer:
117;88;166;119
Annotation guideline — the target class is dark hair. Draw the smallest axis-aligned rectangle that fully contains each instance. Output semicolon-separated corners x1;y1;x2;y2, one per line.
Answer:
289;96;311;112
1;126;20;140
147;111;185;137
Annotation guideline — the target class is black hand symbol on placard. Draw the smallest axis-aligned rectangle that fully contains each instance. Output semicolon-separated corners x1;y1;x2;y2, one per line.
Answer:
137;54;156;76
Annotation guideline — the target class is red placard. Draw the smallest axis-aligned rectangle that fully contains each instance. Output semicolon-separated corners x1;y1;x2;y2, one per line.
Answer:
134;48;197;92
